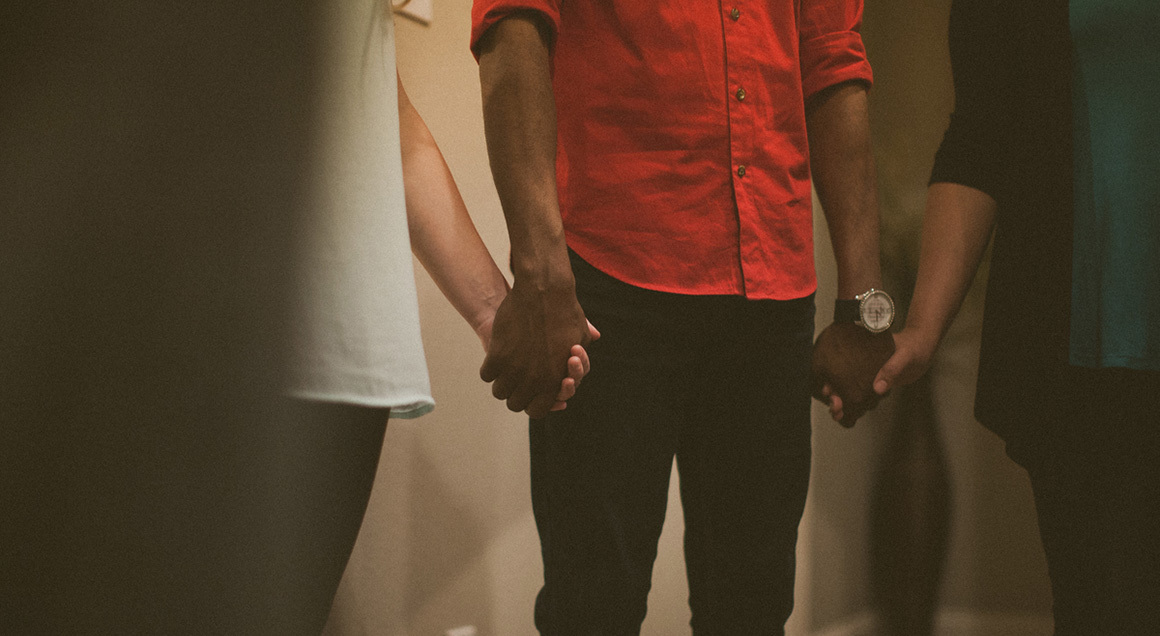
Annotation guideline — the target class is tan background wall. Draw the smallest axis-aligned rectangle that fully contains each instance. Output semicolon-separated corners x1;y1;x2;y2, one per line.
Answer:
325;2;1052;634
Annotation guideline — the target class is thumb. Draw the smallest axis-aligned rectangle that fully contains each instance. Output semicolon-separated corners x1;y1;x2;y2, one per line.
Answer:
873;351;906;396
586;319;601;342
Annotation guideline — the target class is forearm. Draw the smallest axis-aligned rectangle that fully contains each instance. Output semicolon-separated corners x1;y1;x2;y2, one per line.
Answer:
476;13;572;290
904;182;997;346
806;82;882;298
399;76;509;336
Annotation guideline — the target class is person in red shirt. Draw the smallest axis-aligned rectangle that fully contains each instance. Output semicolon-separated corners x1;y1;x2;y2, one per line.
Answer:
471;1;891;632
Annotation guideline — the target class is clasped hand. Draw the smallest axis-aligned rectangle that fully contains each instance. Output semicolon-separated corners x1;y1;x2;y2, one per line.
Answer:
812;322;944;426
811;322;895;427
479;282;598;419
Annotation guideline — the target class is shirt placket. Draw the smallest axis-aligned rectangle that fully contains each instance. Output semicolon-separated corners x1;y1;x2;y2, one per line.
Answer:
722;0;758;295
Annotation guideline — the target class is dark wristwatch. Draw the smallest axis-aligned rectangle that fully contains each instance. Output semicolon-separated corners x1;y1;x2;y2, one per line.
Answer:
834;288;895;333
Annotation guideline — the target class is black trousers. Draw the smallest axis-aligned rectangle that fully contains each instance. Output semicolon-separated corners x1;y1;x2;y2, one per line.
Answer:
530;252;815;635
1015;368;1160;636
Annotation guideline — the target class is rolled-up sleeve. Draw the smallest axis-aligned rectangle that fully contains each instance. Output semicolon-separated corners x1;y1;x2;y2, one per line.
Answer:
470;0;561;61
798;0;873;99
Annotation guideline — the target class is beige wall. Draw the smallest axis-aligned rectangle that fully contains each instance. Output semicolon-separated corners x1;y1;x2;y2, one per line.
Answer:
325;2;1052;634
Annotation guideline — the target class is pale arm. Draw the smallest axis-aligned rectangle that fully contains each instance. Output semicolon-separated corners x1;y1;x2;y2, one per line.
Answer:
868;0;1009;397
398;75;592;410
399;75;509;345
872;183;997;395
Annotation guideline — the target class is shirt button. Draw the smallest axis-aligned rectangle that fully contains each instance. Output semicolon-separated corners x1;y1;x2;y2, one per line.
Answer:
730;8;741;21
736;87;747;102
737;165;747;177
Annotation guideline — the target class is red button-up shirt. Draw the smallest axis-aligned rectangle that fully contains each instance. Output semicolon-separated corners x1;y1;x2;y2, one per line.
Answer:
471;1;872;300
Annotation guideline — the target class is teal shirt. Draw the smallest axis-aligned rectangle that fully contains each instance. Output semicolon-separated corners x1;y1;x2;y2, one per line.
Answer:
1069;0;1160;370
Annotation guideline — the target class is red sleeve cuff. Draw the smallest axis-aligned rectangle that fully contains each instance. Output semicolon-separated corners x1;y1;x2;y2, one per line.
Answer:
799;31;874;100
470;0;561;62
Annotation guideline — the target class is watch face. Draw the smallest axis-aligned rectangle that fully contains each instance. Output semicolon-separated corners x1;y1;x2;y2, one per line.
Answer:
860;290;895;333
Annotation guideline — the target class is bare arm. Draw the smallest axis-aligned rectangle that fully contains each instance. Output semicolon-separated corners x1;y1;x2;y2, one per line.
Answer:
475;14;591;419
398;75;509;345
398;74;592;410
868;0;1009;397
873;183;996;394
807;81;894;426
808;82;882;298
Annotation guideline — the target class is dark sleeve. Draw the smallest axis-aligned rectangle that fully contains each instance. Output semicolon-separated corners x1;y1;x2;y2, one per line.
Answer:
929;0;1016;202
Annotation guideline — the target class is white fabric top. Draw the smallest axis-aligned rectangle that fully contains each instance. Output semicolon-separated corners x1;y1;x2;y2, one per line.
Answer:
289;1;434;418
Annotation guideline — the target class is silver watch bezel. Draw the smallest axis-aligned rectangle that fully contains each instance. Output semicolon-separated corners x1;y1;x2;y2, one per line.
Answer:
857;288;895;333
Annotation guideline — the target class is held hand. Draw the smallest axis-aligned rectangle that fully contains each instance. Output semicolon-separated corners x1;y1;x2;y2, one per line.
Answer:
811;322;895;427
549;339;594;412
550;321;600;411
872;328;937;397
480;283;593;419
478;312;599;413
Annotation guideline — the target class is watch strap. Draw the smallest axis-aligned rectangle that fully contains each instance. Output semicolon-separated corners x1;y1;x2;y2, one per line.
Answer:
834;298;861;323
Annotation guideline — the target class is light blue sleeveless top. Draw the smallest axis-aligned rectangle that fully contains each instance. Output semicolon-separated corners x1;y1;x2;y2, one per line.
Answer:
1069;0;1160;370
